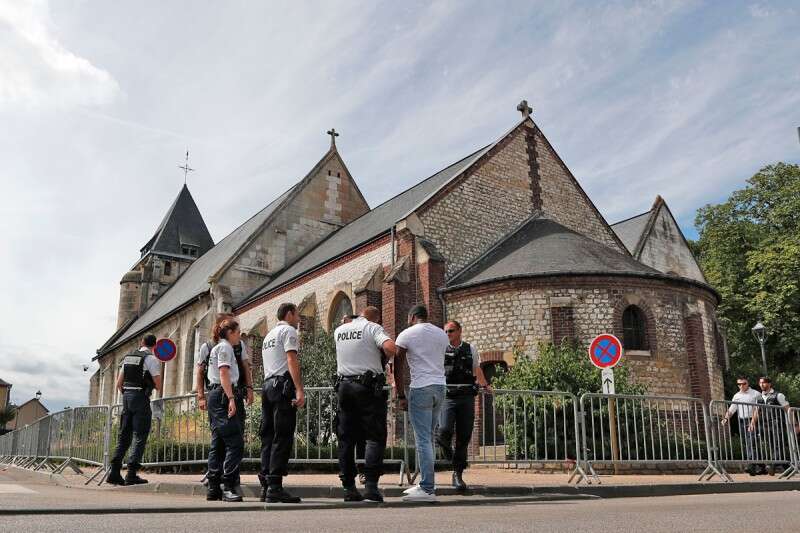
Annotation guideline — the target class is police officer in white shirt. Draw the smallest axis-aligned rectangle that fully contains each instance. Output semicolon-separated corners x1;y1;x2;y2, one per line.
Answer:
205;318;245;502
394;304;449;502
258;303;305;503
721;376;761;475
334;306;396;502
107;334;163;486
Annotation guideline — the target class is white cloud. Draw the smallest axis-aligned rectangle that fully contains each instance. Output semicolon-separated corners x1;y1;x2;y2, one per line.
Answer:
0;0;120;110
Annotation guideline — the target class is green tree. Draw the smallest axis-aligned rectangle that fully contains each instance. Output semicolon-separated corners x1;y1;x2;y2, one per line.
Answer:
0;405;17;430
694;162;800;402
493;341;645;397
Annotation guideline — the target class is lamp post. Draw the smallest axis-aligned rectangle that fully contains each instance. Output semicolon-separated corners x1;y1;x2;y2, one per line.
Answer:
751;321;768;375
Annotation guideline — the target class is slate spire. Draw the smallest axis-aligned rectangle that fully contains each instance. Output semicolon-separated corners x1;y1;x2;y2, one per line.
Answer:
140;184;214;258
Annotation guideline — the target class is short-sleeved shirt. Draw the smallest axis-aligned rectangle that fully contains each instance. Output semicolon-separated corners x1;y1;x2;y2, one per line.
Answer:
760;389;789;407
395;322;448;389
196;340;248;368
207;339;241;385
262;321;299;379
334;317;391;376
119;347;162;377
727;388;760;418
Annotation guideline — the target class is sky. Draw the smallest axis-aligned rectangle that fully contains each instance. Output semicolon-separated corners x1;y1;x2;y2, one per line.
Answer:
1;0;798;411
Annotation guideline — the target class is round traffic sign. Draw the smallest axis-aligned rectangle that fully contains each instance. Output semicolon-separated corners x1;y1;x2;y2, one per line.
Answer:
588;334;623;369
154;338;177;362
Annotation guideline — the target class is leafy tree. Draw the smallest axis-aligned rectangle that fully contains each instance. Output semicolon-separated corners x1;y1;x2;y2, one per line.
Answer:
0;405;16;429
694;162;800;402
493;341;645;397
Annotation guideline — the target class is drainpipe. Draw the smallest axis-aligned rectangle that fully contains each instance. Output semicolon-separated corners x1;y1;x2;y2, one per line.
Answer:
390;225;396;266
437;287;448;325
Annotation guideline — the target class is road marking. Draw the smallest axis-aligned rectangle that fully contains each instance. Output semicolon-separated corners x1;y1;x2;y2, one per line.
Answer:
0;484;37;494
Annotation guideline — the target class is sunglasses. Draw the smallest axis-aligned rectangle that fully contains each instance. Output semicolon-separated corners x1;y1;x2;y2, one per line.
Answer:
445;329;457;333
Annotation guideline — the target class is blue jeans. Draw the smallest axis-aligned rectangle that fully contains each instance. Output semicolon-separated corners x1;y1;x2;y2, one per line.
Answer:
409;384;445;494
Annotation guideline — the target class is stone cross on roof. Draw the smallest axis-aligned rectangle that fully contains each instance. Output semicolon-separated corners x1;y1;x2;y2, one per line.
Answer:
178;150;194;185
327;128;339;149
516;100;533;119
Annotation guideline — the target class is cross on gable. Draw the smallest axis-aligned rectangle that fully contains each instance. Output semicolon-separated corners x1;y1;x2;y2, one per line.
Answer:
327;128;339;149
178;150;194;185
516;100;533;118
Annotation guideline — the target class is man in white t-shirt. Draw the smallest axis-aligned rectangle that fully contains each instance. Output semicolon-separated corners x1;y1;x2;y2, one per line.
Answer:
721;376;760;474
394;304;449;502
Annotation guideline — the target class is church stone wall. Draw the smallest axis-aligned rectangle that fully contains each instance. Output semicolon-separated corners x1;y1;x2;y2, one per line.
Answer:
638;205;706;282
419;126;535;278
534;130;625;254
445;276;724;399
221;153;369;304
236;239;392;336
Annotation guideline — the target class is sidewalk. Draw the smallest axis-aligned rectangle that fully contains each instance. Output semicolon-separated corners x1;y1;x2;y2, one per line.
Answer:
49;466;800;498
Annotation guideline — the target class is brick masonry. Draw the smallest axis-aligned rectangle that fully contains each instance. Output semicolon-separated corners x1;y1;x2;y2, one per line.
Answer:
445;275;724;399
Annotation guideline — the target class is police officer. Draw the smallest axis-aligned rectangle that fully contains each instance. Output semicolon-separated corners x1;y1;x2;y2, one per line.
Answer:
106;333;163;486
205;317;246;502
195;314;254;492
436;320;490;492
334;306;396;502
749;376;791;475
259;303;305;503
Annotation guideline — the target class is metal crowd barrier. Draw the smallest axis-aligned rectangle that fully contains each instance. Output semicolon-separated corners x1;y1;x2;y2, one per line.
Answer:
709;400;799;481
4;391;800;486
457;389;588;483
578;393;722;483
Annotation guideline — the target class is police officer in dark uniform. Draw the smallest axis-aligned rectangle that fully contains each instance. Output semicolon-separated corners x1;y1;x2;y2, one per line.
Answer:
205;317;246;502
749;376;791;475
106;334;163;486
259;303;305;503
195;314;254;493
334;306;396;502
436;320;490;492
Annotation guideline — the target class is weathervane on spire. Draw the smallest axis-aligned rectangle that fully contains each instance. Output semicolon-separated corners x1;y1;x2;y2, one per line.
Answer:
516;99;533;119
327;128;339;149
178;150;194;185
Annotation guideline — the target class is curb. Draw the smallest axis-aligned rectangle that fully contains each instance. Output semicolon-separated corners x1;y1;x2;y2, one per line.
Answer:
0;493;594;516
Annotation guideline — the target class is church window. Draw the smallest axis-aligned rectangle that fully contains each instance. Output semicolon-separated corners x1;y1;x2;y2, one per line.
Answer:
182;245;198;257
328;292;353;331
164;261;172;276
622;305;648;350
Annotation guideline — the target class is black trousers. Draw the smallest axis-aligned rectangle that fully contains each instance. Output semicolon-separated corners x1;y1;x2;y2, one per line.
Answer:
206;388;244;488
207;389;246;486
259;380;297;485
437;393;475;471
111;390;152;469
336;381;388;485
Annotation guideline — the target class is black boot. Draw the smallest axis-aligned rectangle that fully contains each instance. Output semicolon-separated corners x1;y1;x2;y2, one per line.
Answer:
343;484;364;502
363;481;384;503
222;484;243;502
106;462;126;486
452;470;467;492
124;465;148;485
207;480;222;501
258;474;268;503
266;479;301;504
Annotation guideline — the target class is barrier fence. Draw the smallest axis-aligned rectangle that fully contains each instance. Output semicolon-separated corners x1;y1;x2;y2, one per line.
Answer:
2;390;799;485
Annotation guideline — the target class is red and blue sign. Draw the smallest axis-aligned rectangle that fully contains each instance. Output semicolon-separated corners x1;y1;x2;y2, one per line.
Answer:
588;334;623;369
154;338;177;362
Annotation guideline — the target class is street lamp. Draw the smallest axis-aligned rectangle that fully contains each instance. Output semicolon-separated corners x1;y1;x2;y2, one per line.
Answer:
751;321;768;375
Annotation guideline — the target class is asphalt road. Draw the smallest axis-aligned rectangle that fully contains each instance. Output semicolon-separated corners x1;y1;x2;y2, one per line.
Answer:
3;467;799;532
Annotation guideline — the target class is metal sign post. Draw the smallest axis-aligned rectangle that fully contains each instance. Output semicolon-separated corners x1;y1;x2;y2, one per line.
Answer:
589;334;624;474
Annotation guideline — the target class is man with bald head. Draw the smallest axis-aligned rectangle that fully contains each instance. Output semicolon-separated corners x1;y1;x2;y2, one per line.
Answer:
333;306;396;502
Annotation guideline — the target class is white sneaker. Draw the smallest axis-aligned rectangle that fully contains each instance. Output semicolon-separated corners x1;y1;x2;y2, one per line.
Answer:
402;484;419;495
402;485;436;502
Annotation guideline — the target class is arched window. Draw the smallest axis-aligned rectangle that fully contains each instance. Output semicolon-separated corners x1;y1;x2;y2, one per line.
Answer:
329;292;353;331
622;305;648;350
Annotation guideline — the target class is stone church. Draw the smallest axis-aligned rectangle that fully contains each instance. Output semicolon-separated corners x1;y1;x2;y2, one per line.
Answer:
90;102;726;405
